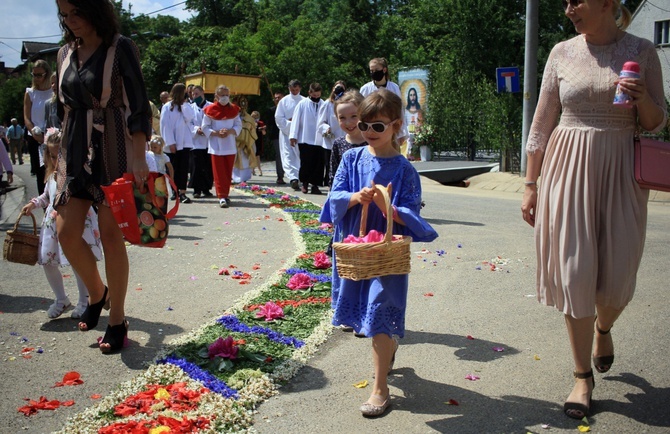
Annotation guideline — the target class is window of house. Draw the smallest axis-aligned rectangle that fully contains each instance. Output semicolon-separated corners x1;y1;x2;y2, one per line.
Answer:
655;20;670;45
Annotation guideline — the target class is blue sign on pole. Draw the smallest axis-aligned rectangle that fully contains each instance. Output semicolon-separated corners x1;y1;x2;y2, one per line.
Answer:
496;67;520;93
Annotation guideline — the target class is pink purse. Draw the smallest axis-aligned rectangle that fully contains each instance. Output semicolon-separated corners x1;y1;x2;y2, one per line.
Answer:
634;136;670;192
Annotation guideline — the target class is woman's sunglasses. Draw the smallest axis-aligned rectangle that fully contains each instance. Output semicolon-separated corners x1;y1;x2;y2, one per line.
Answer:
357;121;395;133
562;0;584;9
31;72;47;78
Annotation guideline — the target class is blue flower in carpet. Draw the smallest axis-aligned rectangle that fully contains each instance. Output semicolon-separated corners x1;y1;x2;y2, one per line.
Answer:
158;356;239;399
216;315;305;348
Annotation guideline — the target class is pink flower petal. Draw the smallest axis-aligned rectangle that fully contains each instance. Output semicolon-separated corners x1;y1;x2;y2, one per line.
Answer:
287;273;313;290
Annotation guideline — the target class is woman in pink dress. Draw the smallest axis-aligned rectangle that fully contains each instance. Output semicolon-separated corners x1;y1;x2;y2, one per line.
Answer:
521;0;666;420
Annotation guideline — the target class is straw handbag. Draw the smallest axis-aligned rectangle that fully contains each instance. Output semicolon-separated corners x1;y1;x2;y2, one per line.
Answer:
3;213;39;266
333;183;412;281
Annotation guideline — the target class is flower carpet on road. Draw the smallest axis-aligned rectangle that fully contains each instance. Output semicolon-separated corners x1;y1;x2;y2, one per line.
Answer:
56;184;334;433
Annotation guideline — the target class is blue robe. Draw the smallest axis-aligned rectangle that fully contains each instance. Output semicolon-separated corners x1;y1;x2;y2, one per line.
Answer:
319;146;438;337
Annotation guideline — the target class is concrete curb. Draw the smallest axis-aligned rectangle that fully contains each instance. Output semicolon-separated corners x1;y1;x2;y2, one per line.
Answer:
465;172;670;203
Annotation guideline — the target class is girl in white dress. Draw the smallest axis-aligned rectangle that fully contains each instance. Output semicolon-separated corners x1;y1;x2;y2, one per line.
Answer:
21;129;102;319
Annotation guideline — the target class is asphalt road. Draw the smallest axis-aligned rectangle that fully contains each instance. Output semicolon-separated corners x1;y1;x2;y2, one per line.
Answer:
1;160;669;433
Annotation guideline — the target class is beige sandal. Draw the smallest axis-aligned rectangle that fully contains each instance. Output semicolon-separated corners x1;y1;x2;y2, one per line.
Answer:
360;394;390;417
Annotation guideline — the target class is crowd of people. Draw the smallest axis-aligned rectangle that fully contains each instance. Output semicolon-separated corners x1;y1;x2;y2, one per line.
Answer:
3;54;418;210
1;0;667;423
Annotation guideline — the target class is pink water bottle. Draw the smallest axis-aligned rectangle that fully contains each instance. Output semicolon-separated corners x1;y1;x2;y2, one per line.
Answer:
613;61;639;108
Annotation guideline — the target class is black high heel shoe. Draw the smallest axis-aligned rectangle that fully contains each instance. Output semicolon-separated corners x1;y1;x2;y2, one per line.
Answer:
78;286;109;331
593;323;614;373
100;320;128;353
564;370;595;419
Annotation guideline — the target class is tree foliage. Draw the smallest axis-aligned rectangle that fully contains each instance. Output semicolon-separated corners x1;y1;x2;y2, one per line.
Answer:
1;0;583;168
0;75;31;126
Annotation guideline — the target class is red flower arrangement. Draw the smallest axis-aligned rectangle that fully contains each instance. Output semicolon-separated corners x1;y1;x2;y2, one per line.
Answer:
245;296;331;312
99;415;211;434
113;382;207;417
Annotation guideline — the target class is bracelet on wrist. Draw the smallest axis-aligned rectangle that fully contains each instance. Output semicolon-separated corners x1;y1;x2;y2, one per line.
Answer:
524;181;537;186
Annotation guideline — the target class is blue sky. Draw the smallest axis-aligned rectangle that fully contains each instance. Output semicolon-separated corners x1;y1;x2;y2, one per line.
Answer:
0;0;194;68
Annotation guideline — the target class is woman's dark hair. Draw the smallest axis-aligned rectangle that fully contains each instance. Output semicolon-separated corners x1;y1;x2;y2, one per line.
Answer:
57;0;119;46
169;83;186;112
406;87;421;111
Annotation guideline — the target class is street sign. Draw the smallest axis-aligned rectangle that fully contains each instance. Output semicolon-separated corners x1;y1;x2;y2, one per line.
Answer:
496;67;520;93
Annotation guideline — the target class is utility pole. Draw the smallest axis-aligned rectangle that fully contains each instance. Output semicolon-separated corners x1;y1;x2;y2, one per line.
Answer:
521;0;538;176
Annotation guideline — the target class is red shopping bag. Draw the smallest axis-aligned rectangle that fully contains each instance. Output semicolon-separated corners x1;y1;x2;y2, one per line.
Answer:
101;172;179;248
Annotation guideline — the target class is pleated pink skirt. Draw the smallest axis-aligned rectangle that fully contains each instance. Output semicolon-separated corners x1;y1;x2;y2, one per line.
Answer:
535;126;649;319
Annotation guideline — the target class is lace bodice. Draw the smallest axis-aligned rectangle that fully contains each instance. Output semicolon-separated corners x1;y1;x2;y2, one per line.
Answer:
527;33;667;153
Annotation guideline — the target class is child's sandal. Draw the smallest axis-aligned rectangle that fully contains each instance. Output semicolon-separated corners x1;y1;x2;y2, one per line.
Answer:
47;298;72;319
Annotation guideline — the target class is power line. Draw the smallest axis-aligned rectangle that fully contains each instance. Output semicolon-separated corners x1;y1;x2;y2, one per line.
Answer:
141;1;188;16
0;2;189;42
646;1;670;13
0;2;189;39
0;41;21;53
0;34;60;40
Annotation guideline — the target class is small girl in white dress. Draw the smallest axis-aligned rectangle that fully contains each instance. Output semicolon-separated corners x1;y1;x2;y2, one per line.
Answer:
20;128;103;319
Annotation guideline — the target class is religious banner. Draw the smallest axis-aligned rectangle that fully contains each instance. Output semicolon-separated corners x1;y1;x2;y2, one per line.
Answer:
398;68;429;133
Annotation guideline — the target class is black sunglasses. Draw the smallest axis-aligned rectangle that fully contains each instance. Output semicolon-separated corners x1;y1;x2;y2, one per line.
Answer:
31;72;47;78
357;121;394;133
561;0;584;8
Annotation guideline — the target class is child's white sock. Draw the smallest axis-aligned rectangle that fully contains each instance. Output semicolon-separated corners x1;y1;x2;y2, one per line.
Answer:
73;270;89;305
43;264;67;301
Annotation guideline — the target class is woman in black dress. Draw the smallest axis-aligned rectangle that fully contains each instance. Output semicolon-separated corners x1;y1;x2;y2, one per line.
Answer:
54;0;151;353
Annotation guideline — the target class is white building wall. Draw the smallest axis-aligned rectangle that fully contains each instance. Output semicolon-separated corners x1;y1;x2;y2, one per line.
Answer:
627;0;670;102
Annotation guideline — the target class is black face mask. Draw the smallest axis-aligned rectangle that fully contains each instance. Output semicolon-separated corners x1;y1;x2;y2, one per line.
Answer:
371;69;385;81
334;86;345;95
310;96;321;103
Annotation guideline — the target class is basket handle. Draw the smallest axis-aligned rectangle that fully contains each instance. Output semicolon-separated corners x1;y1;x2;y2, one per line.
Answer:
15;212;38;236
358;182;394;243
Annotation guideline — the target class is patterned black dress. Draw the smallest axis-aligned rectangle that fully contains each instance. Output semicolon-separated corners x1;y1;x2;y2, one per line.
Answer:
55;34;151;206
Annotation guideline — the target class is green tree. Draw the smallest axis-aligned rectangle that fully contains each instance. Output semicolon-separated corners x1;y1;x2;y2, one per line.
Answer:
0;75;31;126
396;0;569;165
186;0;258;27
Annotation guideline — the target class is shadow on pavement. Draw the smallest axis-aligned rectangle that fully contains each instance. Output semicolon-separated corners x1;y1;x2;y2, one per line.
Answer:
70;316;188;370
265;365;329;394
600;373;670;427
423;217;485;227
403;329;520;362
390;367;576;432
0;294;52;314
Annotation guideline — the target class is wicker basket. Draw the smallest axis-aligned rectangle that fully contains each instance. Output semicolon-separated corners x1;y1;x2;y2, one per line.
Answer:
333;183;412;281
3;213;39;266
